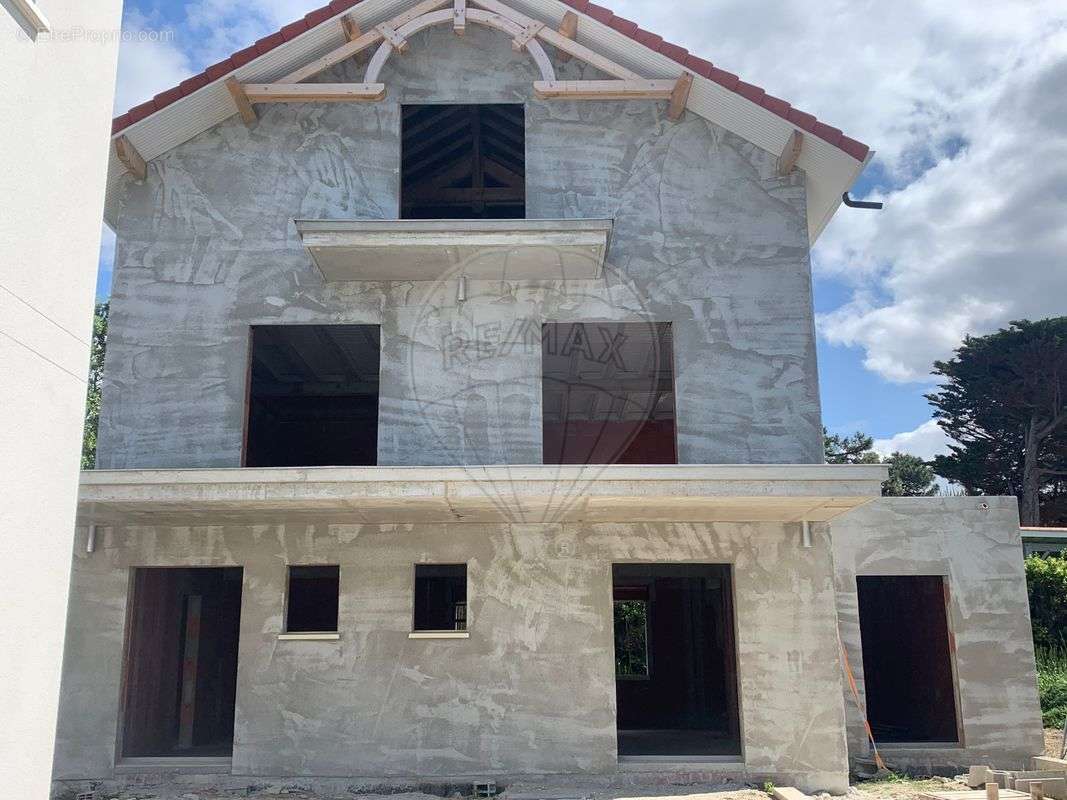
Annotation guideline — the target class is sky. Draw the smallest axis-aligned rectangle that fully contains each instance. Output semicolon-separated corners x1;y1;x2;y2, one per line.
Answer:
98;0;1067;462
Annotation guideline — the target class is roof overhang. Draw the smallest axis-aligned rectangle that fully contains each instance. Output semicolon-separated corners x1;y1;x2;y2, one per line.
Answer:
77;464;887;525
102;0;870;243
295;218;612;281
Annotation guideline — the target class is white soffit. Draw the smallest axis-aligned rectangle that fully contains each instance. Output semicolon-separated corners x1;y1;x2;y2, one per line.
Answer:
295;218;613;281
102;0;867;242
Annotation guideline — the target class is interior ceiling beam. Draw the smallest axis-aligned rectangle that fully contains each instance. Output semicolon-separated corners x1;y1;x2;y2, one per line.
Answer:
777;129;804;176
242;83;387;102
534;80;678;100
556;11;578;62
225;77;257;126
115;135;147;181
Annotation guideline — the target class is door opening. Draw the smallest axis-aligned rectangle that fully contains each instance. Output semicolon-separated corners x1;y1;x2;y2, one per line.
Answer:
613;564;741;757
121;567;243;758
856;575;960;743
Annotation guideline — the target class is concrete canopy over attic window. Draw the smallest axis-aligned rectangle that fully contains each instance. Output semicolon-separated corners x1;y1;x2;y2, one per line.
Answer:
102;0;873;243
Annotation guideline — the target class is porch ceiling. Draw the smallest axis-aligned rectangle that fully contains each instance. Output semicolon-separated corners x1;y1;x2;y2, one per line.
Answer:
77;464;887;525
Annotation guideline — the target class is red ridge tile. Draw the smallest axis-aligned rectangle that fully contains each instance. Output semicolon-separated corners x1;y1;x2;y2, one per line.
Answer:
707;66;739;90
787;109;818;134
761;94;791;117
128;100;158;124
305;7;334;28
204;59;234;81
812;121;843;146
838;135;869;162
153;87;184;108
633;30;663;50
658;42;688;62
608;16;638;37
179;72;211;96
683;55;714;78
734;81;765;104
255;32;285;54
112;114;132;135
280;20;309;41
584;4;614;24
329;0;359;11
231;45;260;68
561;0;590;10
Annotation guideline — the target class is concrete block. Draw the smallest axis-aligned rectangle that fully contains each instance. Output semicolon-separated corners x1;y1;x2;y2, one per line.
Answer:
969;767;993;788
1034;759;1067;772
991;772;1013;789
772;788;811;800
1013;777;1066;800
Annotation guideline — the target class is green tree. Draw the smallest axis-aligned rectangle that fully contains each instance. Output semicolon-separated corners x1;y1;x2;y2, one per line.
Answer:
882;452;938;497
824;428;880;464
927;318;1067;526
1025;554;1067;650
81;301;109;469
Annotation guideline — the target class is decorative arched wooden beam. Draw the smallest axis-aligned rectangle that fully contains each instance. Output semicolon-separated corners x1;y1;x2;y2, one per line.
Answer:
364;7;556;83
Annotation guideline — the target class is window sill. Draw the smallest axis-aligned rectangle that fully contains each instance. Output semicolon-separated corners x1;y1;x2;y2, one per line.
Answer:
277;632;341;641
408;631;470;640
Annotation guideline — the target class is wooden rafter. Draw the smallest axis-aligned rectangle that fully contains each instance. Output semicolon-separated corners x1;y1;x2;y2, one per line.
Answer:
777;129;804;176
453;0;466;35
534;80;677;100
225;77;257;125
242;83;386;102
115;135;147;181
340;16;361;42
668;72;693;121
376;22;410;53
512;21;544;52
556;11;578;62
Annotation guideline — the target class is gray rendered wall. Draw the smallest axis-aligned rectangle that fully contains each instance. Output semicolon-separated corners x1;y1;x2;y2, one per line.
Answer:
97;23;822;470
831;497;1044;772
53;519;849;793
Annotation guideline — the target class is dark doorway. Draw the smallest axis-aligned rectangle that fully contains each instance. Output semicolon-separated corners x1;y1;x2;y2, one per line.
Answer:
401;104;525;219
613;564;741;757
856;575;960;742
121;568;243;758
245;325;380;467
543;322;677;465
413;564;467;632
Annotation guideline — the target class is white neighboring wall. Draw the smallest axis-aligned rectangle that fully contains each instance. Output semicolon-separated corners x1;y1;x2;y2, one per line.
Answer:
0;0;122;795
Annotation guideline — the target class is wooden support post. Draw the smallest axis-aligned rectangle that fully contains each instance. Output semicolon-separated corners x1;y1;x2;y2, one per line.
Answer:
341;16;361;42
376;22;409;53
115;135;147;181
1031;782;1044;800
453;0;466;35
777;129;804;176
987;783;1000;800
556;11;578;62
512;21;544;52
241;83;387;102
225;77;257;125
667;72;693;121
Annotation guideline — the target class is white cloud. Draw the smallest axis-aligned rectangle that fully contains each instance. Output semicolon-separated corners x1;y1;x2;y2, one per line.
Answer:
873;420;950;461
114;10;193;113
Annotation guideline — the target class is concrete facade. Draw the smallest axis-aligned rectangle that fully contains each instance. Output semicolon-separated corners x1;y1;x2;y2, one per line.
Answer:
55;518;849;792
97;24;822;471
0;1;122;796
833;497;1044;773
52;11;1045;798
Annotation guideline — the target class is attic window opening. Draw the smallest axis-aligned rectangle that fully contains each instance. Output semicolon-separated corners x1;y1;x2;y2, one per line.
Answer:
401;104;525;220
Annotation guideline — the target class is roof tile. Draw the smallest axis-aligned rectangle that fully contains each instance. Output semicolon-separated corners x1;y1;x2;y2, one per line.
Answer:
204;59;234;81
109;0;869;163
735;80;765;104
280;20;309;41
761;94;791;117
231;44;260;68
683;55;714;78
255;31;285;54
304;6;334;28
179;72;211;96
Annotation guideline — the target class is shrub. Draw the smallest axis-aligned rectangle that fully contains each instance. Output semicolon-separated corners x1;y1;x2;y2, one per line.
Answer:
1026;555;1067;650
1037;647;1067;728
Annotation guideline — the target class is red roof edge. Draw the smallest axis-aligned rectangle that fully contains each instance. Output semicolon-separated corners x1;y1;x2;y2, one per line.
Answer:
110;0;869;163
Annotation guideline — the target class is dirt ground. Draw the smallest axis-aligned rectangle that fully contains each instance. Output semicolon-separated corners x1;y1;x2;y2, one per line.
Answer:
1048;726;1066;759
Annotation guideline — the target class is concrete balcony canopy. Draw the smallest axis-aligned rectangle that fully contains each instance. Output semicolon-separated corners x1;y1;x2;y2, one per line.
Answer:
77;464;887;526
294;218;613;282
